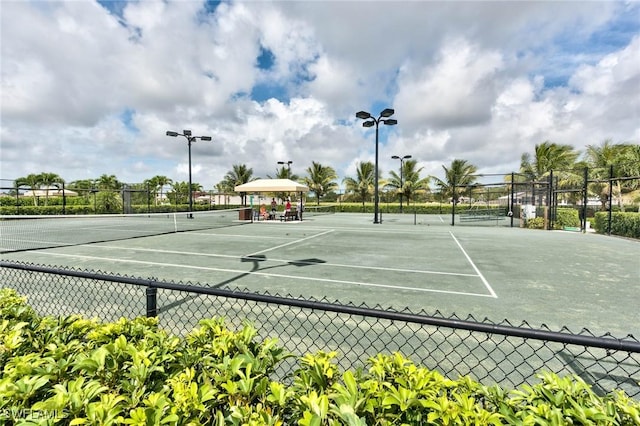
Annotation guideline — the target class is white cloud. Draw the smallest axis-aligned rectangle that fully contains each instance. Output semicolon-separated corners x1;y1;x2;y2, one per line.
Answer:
1;0;638;189
395;38;504;130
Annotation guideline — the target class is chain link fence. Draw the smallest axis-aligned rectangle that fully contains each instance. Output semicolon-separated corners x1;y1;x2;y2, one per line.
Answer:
1;260;639;398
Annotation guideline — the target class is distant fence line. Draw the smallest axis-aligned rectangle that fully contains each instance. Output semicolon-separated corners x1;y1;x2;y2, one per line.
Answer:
1;260;639;398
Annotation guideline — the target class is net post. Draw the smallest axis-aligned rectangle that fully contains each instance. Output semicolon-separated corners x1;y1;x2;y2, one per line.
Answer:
146;287;158;317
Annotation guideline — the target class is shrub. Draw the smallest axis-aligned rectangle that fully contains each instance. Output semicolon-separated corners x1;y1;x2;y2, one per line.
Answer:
1;288;638;425
593;211;640;239
554;208;580;229
526;217;545;229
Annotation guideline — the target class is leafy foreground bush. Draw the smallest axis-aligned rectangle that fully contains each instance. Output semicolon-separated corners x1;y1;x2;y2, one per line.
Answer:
1;289;638;425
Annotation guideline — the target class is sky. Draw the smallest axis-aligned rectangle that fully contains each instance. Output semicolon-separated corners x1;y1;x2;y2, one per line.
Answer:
1;0;639;190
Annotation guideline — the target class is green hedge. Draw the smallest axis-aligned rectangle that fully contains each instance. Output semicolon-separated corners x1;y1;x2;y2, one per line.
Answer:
334;203;509;216
555;208;580;229
0;204;246;216
593;212;640;239
1;288;638;425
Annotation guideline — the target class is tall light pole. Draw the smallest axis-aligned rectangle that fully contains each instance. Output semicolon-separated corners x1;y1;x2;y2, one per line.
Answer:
356;108;397;224
391;154;412;213
166;130;212;216
277;160;293;177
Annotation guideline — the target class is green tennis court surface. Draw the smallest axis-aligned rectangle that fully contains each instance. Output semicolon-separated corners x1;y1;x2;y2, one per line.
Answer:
2;212;638;338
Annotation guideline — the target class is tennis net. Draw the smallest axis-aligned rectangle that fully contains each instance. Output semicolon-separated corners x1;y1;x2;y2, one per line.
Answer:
0;208;249;253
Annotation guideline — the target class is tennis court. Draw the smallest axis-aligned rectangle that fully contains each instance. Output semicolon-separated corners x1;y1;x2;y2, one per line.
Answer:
1;210;638;338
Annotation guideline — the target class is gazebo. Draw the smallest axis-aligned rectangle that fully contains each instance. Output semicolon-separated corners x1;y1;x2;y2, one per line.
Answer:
234;179;309;220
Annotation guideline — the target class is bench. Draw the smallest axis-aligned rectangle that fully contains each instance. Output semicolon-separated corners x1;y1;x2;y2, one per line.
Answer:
280;210;297;221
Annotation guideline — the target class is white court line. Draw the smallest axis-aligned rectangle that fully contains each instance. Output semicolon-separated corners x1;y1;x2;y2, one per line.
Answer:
449;231;498;298
245;229;335;257
188;232;287;240
79;244;479;278
31;251;494;298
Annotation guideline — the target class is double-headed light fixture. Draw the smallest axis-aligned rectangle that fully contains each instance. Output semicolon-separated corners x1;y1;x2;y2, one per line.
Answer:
391;155;412;213
356;108;397;224
166;129;212;216
277;160;293;176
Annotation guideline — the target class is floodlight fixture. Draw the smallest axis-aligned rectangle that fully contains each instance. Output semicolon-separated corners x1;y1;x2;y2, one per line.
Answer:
165;129;213;216
391;153;412;213
354;107;397;223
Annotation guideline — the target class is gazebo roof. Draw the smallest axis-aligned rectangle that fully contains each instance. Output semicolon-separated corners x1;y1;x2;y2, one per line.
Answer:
234;179;309;193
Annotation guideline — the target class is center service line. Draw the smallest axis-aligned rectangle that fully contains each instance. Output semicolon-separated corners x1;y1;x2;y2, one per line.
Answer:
245;229;335;257
449;231;498;298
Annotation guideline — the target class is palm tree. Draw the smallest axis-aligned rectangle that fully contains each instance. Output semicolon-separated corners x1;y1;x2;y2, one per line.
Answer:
95;191;122;214
222;164;254;206
96;174;121;190
170;181;190;205
69;179;94;191
519;141;580;205
621;145;640;191
388;159;430;206
38;172;64;206
268;166;299;181
520;141;579;181
584;140;635;211
303;161;338;205
214;182;227;206
144;175;173;206
68;179;95;202
268;166;300;202
342;161;375;209
432;159;478;204
15;174;42;206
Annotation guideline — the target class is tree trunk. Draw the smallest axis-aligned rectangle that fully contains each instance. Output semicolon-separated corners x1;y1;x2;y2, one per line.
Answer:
615;181;624;212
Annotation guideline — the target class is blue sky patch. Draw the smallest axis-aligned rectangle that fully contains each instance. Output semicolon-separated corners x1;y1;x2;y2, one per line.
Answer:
119;108;138;133
203;0;223;15
97;0;128;19
257;46;275;71
534;5;640;90
251;83;288;103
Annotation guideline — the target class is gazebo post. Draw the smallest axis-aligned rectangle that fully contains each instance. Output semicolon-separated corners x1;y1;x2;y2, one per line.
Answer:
299;191;303;221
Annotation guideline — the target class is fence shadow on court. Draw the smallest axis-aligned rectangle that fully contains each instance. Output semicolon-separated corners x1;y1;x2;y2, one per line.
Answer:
1;260;638;399
158;255;327;314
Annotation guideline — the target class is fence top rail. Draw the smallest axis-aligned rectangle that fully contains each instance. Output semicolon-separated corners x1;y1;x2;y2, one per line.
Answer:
2;260;639;353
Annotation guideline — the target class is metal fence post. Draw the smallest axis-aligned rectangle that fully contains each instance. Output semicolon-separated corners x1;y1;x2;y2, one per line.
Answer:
146;287;157;317
607;165;613;235
582;167;589;233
